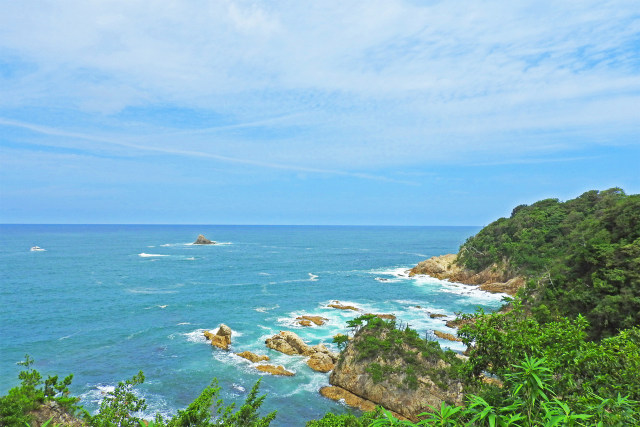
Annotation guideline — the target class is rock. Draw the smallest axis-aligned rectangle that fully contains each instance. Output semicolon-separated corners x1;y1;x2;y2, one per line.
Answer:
409;253;525;296
296;315;328;326
433;330;462;342
28;401;85;427
307;352;335;373
265;331;312;356
327;301;360;311
204;324;232;350
429;313;447;319
369;313;396;320
236;351;269;363
255;364;295;376
193;234;215;245
319;386;377;412
265;331;338;372
319;387;407;421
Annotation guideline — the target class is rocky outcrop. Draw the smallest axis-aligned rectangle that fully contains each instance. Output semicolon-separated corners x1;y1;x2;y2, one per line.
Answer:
236;351;269;363
327;301;360;311
296;315;328;327
319;387;407;420
204;324;232;350
430;313;447;319
265;331;339;372
28;401;85;427
329;326;464;421
255;364;295;376
409;254;525;295
193;234;216;245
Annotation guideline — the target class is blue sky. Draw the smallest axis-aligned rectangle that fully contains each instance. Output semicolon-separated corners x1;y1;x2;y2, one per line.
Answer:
1;1;639;225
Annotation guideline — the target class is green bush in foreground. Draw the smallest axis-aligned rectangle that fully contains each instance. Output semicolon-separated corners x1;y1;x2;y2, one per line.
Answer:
0;356;276;427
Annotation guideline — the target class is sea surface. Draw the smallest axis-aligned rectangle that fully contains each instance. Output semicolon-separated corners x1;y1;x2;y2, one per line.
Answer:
0;225;507;426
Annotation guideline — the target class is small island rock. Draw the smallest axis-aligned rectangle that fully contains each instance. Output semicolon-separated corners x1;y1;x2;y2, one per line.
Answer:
193;234;216;245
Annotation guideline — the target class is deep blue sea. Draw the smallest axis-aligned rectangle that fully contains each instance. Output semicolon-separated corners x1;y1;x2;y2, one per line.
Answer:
0;225;507;426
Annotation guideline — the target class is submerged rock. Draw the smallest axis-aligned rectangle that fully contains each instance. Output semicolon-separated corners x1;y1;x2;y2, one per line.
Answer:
429;313;447;319
236;351;270;363
255;364;295;376
327;301;360;311
204;324;232;350
295;315;328;327
193;234;216;245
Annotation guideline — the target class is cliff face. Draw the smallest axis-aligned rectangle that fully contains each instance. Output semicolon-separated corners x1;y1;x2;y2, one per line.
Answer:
328;323;465;421
409;254;525;295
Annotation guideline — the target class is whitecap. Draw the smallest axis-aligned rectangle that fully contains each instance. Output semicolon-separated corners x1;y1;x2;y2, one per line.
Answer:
138;253;169;258
308;273;319;281
176;322;191;326
254;304;279;313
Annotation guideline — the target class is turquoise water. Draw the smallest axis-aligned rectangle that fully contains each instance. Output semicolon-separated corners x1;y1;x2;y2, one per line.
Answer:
0;225;506;426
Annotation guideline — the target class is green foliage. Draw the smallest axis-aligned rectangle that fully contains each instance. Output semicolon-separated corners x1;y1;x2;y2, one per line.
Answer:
0;355;83;427
90;371;147;427
458;303;640;404
456;188;640;339
305;407;386;426
1;356;276;427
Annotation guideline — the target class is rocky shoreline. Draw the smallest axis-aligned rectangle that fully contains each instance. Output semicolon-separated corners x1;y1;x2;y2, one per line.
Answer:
196;253;518;420
409;253;525;295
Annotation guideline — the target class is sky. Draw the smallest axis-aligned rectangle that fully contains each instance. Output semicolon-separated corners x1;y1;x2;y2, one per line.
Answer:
1;1;639;225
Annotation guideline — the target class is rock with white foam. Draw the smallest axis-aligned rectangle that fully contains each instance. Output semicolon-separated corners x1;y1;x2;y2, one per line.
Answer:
204;324;232;350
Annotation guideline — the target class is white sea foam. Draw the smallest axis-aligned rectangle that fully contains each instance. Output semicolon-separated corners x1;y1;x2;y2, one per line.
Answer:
308;273;319;281
258;272;271;276
177;322;191;326
138;253;169;257
254;304;279;313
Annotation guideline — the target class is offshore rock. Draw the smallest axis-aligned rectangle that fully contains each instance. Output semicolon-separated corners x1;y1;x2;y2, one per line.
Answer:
296;315;328;326
409;254;524;296
255;364;295;376
265;331;311;356
193;234;216;245
327;301;360;311
430;313;447;319
329;325;464;421
204;324;232;350
265;331;338;372
236;351;269;363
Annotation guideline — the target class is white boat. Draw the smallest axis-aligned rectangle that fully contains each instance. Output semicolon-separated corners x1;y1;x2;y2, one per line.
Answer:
30;246;46;252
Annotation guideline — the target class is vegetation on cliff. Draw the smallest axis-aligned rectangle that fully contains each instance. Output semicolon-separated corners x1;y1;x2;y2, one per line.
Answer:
456;188;640;339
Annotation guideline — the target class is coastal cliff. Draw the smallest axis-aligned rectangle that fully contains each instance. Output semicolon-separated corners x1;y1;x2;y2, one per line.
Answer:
409;253;525;295
325;316;465;421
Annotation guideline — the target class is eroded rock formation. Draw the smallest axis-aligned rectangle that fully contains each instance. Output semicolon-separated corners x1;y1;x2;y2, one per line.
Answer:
204;324;232;350
265;331;338;372
236;351;269;363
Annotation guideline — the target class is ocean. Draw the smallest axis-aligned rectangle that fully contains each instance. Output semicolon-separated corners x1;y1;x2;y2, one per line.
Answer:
0;225;507;426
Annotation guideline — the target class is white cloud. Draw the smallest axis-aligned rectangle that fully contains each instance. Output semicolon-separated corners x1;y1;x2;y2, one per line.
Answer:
1;0;638;170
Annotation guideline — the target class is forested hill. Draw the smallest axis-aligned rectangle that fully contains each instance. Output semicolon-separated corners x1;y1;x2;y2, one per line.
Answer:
456;188;640;339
